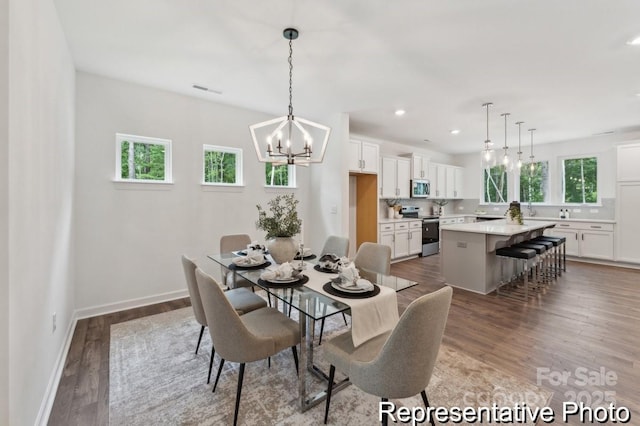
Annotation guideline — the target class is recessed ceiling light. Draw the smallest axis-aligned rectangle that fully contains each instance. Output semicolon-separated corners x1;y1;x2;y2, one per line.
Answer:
192;84;222;95
450;129;460;135
395;109;406;116
626;36;640;45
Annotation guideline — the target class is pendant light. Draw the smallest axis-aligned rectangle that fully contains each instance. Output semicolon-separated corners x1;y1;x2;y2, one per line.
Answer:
528;128;536;173
250;28;331;165
515;121;524;169
481;103;496;169
500;112;513;171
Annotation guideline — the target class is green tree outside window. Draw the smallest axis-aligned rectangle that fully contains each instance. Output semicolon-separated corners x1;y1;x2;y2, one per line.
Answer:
266;163;291;186
563;157;598;203
204;150;237;184
121;141;165;180
520;161;548;203
484;165;508;203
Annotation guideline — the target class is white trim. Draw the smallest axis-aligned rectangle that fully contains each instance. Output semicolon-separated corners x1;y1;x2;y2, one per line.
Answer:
75;289;189;320
35;311;78;426
114;133;173;183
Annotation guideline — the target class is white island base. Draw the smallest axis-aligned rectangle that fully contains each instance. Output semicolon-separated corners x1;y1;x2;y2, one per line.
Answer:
440;219;557;294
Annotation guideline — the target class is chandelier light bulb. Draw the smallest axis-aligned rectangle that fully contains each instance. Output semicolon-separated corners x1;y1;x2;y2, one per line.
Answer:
517;158;523;169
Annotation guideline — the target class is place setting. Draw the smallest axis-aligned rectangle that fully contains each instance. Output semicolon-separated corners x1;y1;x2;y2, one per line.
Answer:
322;262;380;299
294;246;316;260
228;246;271;270
258;262;309;288
313;253;349;273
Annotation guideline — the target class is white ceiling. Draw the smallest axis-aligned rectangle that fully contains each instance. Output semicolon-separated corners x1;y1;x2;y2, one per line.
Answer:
54;0;640;154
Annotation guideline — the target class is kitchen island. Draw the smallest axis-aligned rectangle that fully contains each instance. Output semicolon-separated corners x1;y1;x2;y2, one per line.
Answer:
440;219;557;294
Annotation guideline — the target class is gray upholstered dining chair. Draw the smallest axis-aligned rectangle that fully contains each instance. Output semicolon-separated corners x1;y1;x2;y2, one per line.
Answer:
195;268;300;426
321;235;350;257
220;234;255;290
323;286;453;426
354;242;391;276
181;255;267;383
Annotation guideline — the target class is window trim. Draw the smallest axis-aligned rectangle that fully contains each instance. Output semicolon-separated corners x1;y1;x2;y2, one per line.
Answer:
560;155;600;205
114;133;173;183
264;163;297;188
201;144;244;186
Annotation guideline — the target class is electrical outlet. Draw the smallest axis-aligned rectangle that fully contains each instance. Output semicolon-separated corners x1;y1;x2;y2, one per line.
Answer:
573;208;581;213
458;206;464;210
493;207;500;211
52;312;57;333
330;205;337;214
590;209;599;213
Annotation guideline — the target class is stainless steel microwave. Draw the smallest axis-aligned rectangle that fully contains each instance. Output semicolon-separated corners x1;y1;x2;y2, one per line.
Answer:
411;179;430;198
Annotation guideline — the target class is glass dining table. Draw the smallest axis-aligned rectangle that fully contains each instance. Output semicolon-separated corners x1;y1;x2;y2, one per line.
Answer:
207;252;417;412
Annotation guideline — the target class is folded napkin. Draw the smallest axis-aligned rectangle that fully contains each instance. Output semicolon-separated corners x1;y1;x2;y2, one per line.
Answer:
318;254;350;271
337;262;360;284
296;247;312;257
260;262;299;281
232;251;265;266
339;278;374;291
247;241;266;252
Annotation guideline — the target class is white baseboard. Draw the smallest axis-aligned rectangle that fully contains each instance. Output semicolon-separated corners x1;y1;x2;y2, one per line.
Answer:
35;289;189;425
75;289;189;320
35;310;78;426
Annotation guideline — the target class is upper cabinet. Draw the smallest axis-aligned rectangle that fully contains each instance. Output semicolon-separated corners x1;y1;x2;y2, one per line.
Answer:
429;162;464;199
617;143;640;181
410;154;429;179
348;140;379;174
380;156;411;198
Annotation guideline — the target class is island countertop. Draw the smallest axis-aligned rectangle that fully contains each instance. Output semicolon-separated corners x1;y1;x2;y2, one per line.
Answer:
440;219;558;236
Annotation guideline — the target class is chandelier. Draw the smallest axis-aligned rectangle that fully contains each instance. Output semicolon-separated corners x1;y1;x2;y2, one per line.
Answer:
528;128;536;172
250;28;331;165
481;102;496;169
515;121;524;169
500;112;513;172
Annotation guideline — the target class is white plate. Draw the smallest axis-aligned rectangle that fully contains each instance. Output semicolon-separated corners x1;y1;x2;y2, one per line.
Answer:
331;282;370;293
267;276;299;284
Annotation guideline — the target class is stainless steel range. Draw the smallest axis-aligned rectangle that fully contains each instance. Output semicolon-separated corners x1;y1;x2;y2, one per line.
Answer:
400;206;440;257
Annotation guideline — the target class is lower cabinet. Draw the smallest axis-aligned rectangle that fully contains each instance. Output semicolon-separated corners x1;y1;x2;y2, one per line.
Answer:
545;221;614;260
379;220;422;260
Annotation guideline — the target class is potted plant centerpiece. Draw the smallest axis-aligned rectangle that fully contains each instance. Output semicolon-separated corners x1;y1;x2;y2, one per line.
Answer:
505;201;524;225
256;194;301;264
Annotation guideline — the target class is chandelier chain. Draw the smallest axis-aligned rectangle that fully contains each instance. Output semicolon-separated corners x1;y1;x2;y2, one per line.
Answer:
288;37;293;117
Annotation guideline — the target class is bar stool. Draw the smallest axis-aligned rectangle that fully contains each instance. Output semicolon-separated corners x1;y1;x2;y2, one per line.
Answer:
495;246;537;301
532;235;566;276
512;241;550;287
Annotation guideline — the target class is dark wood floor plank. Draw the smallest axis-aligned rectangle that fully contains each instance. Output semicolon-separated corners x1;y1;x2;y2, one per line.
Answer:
48;258;640;425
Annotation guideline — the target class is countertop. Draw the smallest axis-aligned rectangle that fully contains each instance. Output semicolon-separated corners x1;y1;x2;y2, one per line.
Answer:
380;215;615;224
440;219;558;236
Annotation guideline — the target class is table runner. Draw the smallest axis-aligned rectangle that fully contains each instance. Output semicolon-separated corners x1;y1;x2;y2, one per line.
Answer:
300;266;399;347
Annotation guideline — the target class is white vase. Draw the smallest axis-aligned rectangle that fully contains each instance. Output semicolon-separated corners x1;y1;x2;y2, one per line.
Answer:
388;207;395;219
266;237;298;264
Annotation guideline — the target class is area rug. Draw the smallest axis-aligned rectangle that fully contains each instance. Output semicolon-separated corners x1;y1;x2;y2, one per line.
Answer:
110;307;552;425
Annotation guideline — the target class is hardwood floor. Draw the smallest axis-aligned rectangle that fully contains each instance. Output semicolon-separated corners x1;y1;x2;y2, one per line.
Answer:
48;256;640;425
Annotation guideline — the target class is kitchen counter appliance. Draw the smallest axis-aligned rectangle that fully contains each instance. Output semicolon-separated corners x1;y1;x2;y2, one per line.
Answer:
400;206;440;256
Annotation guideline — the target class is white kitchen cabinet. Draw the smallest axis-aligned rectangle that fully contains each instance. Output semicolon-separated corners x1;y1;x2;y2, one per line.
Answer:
409;154;429;180
380;156;410;198
546;221;614;260
348;140;379;174
394;226;410;258
409;221;422;254
616;182;640;263
429;162;463;199
379;223;395;259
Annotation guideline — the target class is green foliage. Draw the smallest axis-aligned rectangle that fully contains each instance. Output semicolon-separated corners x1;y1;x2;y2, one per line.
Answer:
266;163;289;186
484;165;508;203
563;157;597;203
204;150;236;183
520;161;548;203
121;141;165;180
256;194;301;239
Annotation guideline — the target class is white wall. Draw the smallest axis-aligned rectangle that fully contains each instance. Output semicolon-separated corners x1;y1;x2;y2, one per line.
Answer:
8;0;76;424
455;134;632;204
74;72;336;310
0;0;9;423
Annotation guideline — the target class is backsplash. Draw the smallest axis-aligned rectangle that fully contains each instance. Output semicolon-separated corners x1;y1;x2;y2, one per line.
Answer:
452;198;616;220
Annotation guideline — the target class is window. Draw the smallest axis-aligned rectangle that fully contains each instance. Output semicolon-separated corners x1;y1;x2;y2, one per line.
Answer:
265;163;296;187
563;157;598;204
483;165;508;203
202;145;243;185
115;133;172;183
520;161;549;203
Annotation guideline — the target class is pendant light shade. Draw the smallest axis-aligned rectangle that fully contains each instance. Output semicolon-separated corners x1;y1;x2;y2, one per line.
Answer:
515;121;524;169
250;28;331;165
501;112;513;172
481;103;496;169
528;128;536;173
